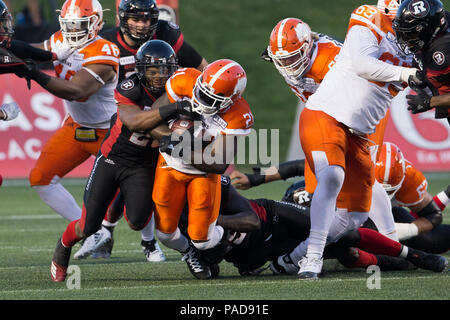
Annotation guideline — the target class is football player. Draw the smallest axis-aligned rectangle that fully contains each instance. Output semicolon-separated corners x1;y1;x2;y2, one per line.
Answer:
82;0;209;262
151;59;254;280
393;0;450;124
185;176;448;277
50;39;197;282
10;0;122;225
287;0;426;279
375;142;450;253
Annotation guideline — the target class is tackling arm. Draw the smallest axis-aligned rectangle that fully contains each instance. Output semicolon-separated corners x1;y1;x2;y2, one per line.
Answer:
230;159;305;190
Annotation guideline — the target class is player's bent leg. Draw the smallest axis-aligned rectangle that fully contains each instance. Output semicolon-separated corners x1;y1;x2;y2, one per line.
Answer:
299;164;345;280
368;181;398;240
30;120;92;220
32;176;82;221
73;155;119;259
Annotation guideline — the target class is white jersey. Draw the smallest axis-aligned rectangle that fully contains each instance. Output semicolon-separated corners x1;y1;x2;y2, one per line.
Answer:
49;32;120;129
281;34;342;103
306;5;413;134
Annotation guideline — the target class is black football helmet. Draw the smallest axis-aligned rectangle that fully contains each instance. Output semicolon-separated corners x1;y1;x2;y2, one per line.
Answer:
0;0;13;47
135;39;178;95
118;0;159;44
393;0;448;53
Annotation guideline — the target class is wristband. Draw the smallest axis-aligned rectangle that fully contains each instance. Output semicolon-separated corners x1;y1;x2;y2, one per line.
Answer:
246;173;265;187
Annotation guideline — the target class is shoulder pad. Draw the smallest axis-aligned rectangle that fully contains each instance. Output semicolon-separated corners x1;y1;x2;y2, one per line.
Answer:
155;20;182;45
116;75;142;101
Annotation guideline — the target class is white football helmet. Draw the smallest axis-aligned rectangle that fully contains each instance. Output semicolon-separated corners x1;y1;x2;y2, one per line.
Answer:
59;0;104;48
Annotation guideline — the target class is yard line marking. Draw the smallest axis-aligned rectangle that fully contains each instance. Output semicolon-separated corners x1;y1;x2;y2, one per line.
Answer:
0;274;448;295
0;215;61;220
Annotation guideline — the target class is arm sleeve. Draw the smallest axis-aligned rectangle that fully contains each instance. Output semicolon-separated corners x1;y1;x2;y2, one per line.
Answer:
176;41;204;69
9;40;53;62
346;26;404;82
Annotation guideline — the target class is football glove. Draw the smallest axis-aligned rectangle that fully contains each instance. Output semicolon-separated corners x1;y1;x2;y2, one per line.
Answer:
406;91;432;114
159;133;184;157
51;39;75;62
0;101;20;121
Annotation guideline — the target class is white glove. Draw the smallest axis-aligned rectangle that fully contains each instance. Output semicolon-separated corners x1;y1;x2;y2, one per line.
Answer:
399;67;419;83
52;40;75;61
0;102;20;121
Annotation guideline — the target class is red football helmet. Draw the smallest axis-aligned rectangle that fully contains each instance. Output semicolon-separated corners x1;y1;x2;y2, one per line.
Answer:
377;0;401;18
59;0;104;48
191;59;247;116
267;18;314;78
375;142;406;198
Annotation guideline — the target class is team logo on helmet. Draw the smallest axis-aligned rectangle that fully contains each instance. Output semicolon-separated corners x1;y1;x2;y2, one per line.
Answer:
432;51;445;65
120;80;135;90
409;0;430;18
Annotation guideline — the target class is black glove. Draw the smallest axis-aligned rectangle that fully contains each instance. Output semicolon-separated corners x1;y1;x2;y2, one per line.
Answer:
176;99;202;120
407;70;428;91
261;47;272;63
159;133;184;156
406;90;432;114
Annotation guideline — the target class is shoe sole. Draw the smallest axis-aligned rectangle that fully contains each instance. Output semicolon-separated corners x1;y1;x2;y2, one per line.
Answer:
298;271;319;280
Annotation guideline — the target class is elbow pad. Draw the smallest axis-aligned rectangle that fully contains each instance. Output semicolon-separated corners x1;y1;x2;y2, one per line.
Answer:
417;200;443;228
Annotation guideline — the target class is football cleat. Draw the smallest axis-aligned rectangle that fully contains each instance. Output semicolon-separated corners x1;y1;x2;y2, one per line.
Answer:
142;239;166;262
270;254;299;275
73;226;112;259
50;237;71;282
298;256;323;280
181;246;212;280
375;254;416;271
406;248;448;273
209;264;220;279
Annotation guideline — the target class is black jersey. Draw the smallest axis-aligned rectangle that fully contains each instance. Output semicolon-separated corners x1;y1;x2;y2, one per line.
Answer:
100;20;200;82
417;28;450;119
100;74;160;167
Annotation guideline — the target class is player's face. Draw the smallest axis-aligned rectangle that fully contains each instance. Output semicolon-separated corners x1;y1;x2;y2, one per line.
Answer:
127;16;151;39
145;66;170;90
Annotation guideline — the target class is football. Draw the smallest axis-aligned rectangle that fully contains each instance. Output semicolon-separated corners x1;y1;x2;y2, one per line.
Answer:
169;116;195;135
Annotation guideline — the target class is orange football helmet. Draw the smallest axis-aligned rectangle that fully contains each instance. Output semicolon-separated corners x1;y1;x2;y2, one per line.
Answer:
59;0;104;48
377;0;401;18
267;18;313;78
375;142;406;199
192;59;247;116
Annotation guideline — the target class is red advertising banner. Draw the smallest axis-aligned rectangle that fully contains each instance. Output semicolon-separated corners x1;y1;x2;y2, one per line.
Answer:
0;74;94;179
384;88;450;171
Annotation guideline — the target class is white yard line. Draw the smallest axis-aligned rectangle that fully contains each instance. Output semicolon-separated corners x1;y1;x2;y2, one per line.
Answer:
0;275;447;295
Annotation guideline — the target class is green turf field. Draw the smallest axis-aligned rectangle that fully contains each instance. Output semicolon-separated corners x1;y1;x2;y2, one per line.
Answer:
0;175;449;300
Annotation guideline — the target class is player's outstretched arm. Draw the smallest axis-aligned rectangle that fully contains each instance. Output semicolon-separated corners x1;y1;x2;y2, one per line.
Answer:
230;159;305;190
14;62;116;101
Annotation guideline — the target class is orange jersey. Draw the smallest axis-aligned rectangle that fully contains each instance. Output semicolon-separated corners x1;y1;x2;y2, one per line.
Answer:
164;68;254;174
47;32;120;128
393;160;428;207
284;34;342;102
